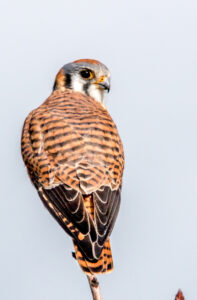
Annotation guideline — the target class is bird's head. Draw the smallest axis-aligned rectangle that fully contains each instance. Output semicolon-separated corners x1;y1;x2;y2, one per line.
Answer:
53;59;110;103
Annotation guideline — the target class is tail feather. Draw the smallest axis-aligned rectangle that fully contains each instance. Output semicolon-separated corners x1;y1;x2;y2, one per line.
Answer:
73;194;113;275
73;239;113;275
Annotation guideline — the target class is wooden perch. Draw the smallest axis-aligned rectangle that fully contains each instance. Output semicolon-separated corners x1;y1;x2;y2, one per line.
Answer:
87;275;103;300
175;290;185;300
86;275;185;300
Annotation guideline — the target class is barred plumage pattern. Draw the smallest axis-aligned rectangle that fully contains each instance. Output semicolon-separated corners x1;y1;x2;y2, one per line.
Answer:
21;89;124;274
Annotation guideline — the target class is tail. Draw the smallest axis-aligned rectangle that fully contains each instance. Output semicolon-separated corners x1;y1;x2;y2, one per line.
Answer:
73;238;113;275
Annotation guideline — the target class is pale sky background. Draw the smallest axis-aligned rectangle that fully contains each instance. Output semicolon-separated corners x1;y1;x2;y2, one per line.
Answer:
0;0;197;299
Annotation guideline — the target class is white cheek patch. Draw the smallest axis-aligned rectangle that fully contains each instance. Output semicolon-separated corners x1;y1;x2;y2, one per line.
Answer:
71;74;105;104
72;74;84;94
88;84;104;104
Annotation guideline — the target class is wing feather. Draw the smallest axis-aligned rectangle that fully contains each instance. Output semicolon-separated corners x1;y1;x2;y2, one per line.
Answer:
39;184;121;260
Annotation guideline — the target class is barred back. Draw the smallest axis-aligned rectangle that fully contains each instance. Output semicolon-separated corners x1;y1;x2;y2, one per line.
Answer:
21;89;124;274
21;90;124;194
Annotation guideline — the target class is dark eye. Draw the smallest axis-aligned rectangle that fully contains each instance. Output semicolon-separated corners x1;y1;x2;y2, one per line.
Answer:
80;69;93;79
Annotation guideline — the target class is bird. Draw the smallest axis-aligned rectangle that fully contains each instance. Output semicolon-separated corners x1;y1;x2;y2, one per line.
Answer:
21;58;124;275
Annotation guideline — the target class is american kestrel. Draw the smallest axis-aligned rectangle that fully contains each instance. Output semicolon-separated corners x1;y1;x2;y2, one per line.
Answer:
21;59;124;275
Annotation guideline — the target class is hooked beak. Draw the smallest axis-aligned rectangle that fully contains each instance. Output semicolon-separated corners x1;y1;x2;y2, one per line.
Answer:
95;76;110;92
